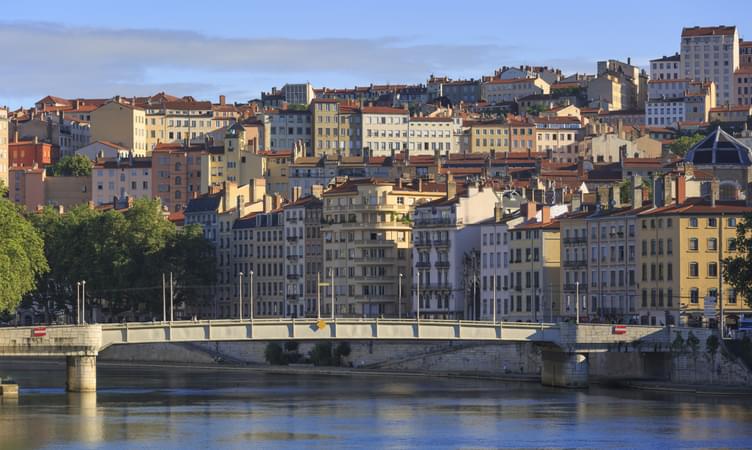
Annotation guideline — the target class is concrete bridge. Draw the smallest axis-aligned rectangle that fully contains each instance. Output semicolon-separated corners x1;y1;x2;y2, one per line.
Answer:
0;318;705;392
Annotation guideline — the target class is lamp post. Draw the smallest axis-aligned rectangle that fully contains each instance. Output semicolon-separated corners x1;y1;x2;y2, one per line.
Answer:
239;272;244;321
330;269;335;320
169;272;174;322
398;273;403;319
249;271;254;321
162;273;166;323
81;280;86;324
416;269;421;321
76;282;81;325
575;281;580;325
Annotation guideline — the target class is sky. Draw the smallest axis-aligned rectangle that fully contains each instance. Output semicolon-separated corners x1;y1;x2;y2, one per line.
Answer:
1;0;751;109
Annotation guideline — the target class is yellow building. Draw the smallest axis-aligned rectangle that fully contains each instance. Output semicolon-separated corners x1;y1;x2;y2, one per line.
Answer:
201;121;267;192
311;98;358;156
506;206;561;322
636;194;752;326
90;100;147;156
468;119;536;154
321;178;444;316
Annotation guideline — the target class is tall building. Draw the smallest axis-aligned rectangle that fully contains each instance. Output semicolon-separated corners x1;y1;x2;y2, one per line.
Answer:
361;106;409;157
151;143;207;212
90;100;148;156
91;157;152;205
587;59;648;111
321;178;444;317
680;26;739;106
283;194;323;317
412;180;498;319
649;54;681;80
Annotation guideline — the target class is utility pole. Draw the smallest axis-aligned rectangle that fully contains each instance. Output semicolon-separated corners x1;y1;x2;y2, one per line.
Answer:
330;269;335;320
317;272;321;319
239;272;244;321
416;269;421;320
575;281;580;325
170;272;174;322
76;282;81;325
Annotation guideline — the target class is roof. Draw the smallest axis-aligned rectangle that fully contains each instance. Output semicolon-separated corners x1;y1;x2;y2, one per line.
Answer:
681;26;736;37
650;53;681;62
684;126;752;165
284;195;323;209
485;77;542;85
184;193;222;214
639;197;752;216
95;157;152;169
361;106;408;115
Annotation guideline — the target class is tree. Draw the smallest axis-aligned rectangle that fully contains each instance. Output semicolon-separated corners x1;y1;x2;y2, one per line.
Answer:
0;179;8;198
723;213;752;309
0;200;49;313
669;134;704;157
49;154;93;177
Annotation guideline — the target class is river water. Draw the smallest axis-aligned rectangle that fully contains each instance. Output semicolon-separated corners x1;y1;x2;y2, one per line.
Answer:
0;360;751;449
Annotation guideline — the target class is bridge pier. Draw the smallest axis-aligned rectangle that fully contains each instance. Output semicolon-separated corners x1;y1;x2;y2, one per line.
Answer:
66;356;97;393
541;350;588;388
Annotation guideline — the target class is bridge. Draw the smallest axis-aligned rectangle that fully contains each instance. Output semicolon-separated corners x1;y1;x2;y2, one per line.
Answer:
0;318;706;392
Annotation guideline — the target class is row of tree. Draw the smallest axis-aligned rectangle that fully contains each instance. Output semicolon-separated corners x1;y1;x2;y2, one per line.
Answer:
0;198;216;322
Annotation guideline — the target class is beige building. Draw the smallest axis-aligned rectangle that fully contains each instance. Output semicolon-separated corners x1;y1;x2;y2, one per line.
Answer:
407;117;456;155
9;167;91;210
481;77;550;103
0;108;7;187
90;100;147;156
91;157;151;205
361;106;409;157
680;26;739;106
311;99;362;156
469;119;536;154
321;178;444;317
588;59;647;111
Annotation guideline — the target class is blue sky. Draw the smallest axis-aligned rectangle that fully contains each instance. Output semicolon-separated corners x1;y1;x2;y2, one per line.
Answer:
1;0;750;109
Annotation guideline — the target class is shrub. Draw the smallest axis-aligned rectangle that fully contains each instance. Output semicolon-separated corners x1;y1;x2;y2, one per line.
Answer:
706;335;720;356
671;332;685;353
309;342;334;366
687;331;700;355
333;342;352;365
284;341;299;353
264;342;286;365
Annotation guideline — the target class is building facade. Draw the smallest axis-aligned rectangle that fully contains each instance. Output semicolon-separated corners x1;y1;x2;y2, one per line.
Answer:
680;26;739;106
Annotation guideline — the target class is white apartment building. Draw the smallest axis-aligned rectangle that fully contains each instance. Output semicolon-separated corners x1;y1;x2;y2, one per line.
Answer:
407;117;456;155
680;25;739;106
282;83;316;106
413;183;499;319
265;109;312;151
646;98;687;127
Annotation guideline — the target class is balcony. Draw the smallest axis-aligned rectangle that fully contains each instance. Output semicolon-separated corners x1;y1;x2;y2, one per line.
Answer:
286;254;301;261
563;283;587;292
286;273;300;280
563;237;587;245
563;259;588;269
414;217;462;227
416;261;431;269
414;239;432;248
435;261;450;269
286;235;299;242
286;293;299;300
433;238;451;248
423;283;452;291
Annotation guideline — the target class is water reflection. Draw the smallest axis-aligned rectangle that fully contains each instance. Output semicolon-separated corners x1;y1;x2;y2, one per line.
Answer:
0;359;750;449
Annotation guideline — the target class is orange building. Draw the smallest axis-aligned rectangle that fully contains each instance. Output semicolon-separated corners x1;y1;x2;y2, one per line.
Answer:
9;139;56;168
151;142;207;212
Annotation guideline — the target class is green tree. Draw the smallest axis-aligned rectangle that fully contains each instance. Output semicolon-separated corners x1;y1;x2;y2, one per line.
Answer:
0;179;8;197
0;200;49;313
50;154;93;177
723;213;752;308
669;134;704;157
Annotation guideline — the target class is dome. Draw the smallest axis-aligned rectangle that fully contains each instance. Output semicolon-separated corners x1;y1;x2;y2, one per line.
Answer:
684;126;752;166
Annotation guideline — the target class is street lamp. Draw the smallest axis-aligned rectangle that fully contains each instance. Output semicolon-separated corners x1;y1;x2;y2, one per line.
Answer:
249;270;254;321
398;273;403;319
575;281;580;325
76;282;81;325
416;269;421;321
239;272;244;321
81;280;86;324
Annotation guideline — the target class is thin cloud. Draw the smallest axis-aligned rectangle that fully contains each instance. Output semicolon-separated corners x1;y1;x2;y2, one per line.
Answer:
0;22;517;105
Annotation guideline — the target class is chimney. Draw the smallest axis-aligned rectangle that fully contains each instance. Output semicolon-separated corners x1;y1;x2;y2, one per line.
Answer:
597;185;610;209
611;184;621;208
219;95;226;105
526;200;537;221
311;184;324;199
446;173;456;199
541;205;551;224
711;178;720;207
494;202;504;222
675;175;686;205
663;174;672;207
14;130;19;143
572;191;582;211
263;194;273;212
653;176;665;208
291;186;302;203
236;195;242;218
632;175;643;209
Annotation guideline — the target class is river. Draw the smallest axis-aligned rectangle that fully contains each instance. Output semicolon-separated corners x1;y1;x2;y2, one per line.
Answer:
0;360;751;449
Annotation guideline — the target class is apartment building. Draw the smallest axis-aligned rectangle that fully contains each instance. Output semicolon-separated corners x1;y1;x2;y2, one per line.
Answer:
264;109;312;151
311;99;352;156
407;117;456;155
9;139;55;169
283;194;323;317
0;108;7;186
481;77;550;103
636;193;752;326
468;119;536;153
412;181;498;319
506;206;560;322
281;83;316;106
8;167;90;210
91;157;152;205
321;178;444;317
90;100;147;156
588;59;648;111
533;116;583;157
361;106;409;157
709;105;752;122
151;143;207;212
650;54;681;80
427;76;482;105
734;66;752;106
559;210;590;321
680;26;739;106
645;80;716;126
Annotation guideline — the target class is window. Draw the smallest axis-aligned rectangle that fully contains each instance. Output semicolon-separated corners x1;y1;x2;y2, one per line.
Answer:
728;217;737;228
708;262;718;277
689;262;699;277
707;218;717;227
690;288;699;304
728;238;737;251
689;238;698;251
707;238;717;251
689;217;698;227
667;238;673;254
